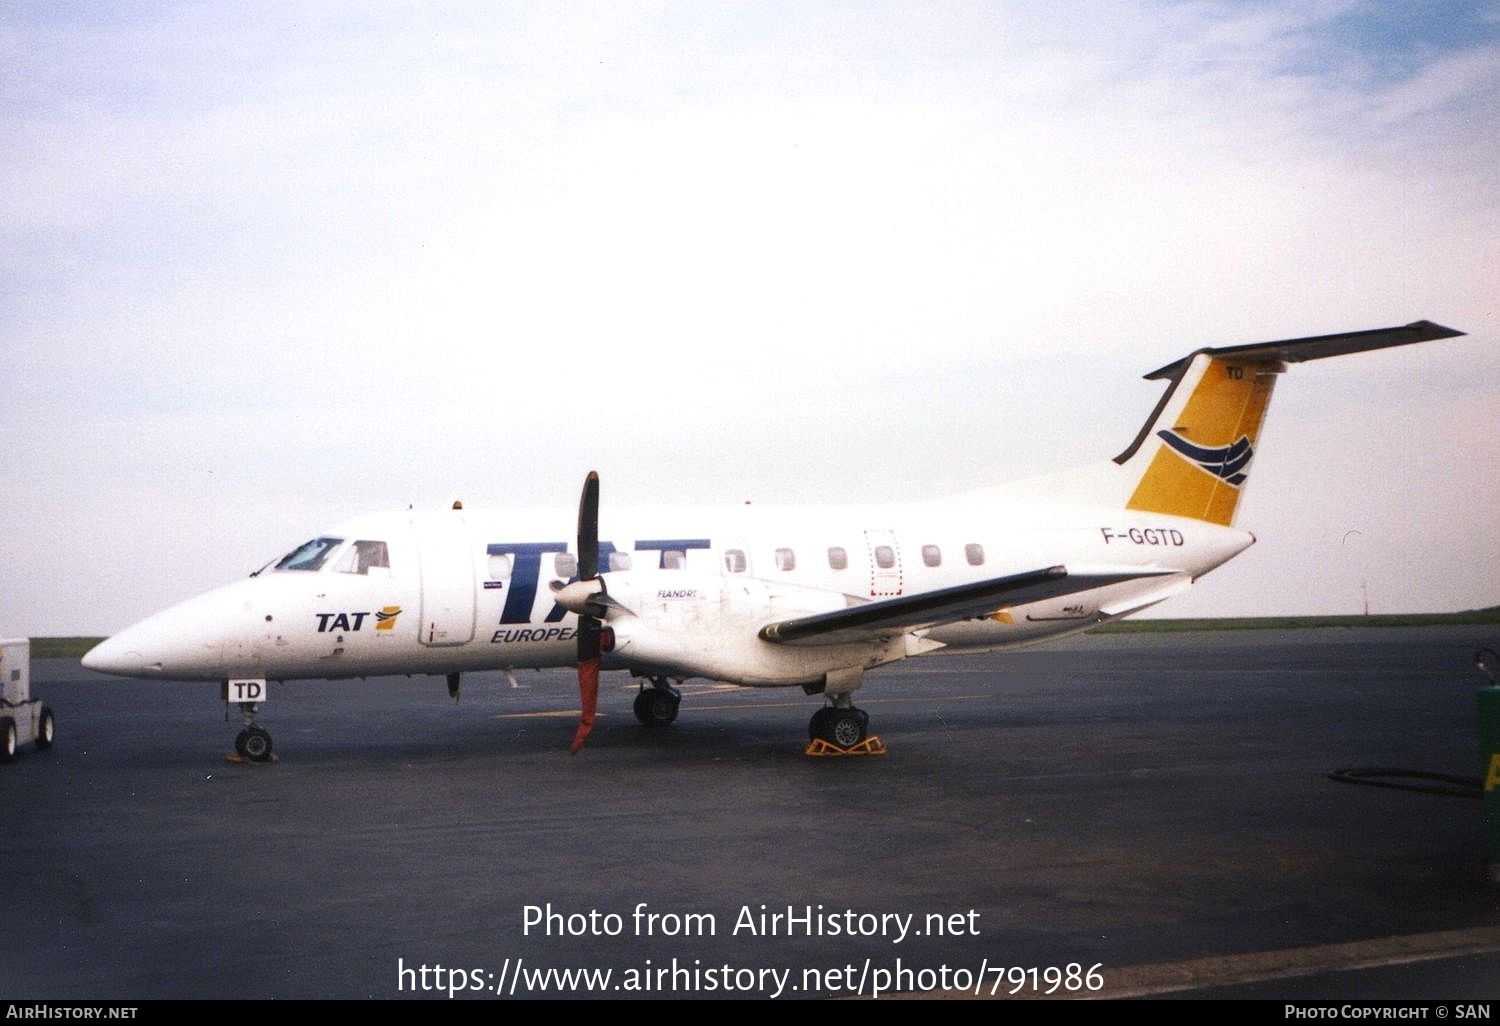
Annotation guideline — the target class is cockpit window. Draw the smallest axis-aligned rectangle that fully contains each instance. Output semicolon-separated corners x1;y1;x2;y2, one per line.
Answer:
334;540;390;575
274;537;344;572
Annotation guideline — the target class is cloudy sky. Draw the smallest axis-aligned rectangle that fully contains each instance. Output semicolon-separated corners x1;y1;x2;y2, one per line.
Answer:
2;1;1496;636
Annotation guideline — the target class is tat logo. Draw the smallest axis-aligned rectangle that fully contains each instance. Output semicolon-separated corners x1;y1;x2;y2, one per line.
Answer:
315;607;401;633
1157;430;1253;487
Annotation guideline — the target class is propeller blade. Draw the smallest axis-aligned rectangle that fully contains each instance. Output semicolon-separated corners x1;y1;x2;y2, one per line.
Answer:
578;471;599;581
570;471;602;755
570;614;601;755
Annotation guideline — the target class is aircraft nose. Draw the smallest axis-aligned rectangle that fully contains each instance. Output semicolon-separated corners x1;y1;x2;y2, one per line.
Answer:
81;635;148;676
80;584;243;680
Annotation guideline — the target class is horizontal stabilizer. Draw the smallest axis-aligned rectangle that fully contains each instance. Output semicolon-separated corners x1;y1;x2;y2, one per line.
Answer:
759;565;1172;646
1143;320;1464;380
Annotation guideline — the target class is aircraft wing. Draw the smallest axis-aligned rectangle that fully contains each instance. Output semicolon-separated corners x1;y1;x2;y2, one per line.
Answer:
758;565;1174;646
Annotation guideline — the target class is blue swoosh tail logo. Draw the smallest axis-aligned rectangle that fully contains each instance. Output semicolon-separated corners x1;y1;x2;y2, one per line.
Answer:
1157;430;1253;486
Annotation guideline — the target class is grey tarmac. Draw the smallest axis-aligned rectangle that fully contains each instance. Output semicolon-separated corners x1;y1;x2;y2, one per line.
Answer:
3;626;1498;999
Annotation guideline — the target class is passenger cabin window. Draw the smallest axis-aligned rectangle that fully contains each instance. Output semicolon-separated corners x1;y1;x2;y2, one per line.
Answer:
724;549;747;573
608;552;632;572
334;540;390;575
965;543;985;566
488;553;514;580
827;547;848;571
553;552;578;578
274;537;343;572
922;544;941;567
775;548;796;571
874;545;896;569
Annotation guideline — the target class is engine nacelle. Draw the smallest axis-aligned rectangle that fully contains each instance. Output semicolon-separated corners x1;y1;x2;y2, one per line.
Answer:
594;569;901;687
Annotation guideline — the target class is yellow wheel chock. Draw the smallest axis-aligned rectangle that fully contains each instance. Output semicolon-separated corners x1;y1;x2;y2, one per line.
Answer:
804;736;887;757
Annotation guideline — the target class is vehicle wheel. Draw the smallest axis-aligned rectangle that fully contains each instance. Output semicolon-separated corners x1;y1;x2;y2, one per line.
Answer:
634;688;679;727
826;709;867;749
808;707;833;741
234;730;249;757
242;726;273;762
0;718;15;763
35;707;55;749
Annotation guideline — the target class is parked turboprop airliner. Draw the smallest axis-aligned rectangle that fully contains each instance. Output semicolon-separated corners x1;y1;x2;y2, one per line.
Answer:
82;321;1464;758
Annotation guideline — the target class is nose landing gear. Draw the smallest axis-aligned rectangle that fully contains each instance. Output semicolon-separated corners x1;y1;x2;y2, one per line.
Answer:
230;702;277;764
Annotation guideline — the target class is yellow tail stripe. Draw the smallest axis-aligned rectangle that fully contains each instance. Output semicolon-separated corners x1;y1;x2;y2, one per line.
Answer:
1126;357;1279;526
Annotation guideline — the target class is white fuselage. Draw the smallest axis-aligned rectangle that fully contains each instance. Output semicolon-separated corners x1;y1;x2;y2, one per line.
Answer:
83;484;1253;688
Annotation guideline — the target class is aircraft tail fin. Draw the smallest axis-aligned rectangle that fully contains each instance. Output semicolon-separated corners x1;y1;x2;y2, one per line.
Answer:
1113;320;1464;526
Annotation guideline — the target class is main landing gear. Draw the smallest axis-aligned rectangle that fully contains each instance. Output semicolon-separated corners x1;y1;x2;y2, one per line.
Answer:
806;697;885;756
633;677;681;728
231;702;276;763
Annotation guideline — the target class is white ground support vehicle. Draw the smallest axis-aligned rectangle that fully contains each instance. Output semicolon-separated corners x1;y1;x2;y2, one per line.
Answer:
1;638;54;762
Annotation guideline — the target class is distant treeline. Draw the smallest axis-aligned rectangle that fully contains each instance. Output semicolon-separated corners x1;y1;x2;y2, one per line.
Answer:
31;637;105;658
1094;607;1500;633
